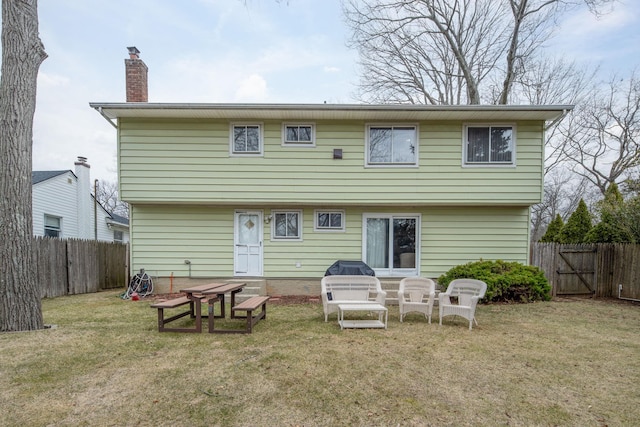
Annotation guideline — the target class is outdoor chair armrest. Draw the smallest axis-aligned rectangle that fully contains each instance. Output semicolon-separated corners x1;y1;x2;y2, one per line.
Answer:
439;293;452;305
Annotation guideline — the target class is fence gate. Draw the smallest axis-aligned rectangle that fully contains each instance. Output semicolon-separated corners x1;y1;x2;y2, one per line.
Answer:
555;246;597;295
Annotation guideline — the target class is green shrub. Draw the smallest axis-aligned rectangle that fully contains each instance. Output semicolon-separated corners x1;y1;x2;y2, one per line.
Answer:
437;260;551;303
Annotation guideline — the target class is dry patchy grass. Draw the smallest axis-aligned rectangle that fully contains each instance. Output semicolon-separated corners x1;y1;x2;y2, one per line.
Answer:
1;291;639;426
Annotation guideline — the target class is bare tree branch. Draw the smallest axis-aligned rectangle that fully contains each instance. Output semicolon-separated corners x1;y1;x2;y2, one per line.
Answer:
554;71;640;194
96;180;129;219
343;0;612;105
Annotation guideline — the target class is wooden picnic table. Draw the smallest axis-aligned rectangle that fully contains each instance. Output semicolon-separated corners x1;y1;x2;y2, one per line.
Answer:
202;282;246;319
179;283;228;333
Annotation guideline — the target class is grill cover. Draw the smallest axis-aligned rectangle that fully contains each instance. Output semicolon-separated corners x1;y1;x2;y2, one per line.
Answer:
324;260;375;277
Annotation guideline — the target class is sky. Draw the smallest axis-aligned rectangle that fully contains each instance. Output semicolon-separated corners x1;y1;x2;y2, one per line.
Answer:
25;0;640;183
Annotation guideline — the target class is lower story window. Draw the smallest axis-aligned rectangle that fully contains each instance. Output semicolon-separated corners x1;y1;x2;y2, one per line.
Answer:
113;230;123;243
272;211;302;240
363;214;419;275
44;214;61;238
315;210;345;232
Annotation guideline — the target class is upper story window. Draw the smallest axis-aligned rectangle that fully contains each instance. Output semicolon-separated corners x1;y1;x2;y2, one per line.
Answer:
314;210;345;232
366;124;418;166
44;214;61;238
272;210;302;241
464;124;515;166
230;123;263;155
283;123;315;146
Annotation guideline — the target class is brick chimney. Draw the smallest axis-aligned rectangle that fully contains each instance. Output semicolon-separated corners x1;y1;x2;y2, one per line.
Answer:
125;46;148;102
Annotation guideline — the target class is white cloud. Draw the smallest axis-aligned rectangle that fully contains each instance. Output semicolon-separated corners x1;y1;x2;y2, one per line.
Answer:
324;66;341;73
234;74;269;102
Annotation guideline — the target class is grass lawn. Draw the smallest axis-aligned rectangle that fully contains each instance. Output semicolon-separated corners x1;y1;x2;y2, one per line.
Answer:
1;290;639;427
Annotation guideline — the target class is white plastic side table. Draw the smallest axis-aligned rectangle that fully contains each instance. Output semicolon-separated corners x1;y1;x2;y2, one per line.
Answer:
338;303;388;329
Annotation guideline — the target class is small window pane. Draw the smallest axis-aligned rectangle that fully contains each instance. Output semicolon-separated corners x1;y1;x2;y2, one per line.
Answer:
369;128;392;163
393;127;416;163
490;127;512;162
246;126;260;152
298;126;312;142
286;127;298;142
329;213;342;228
467;127;490;163
44;216;60;227
318;213;330;228
234;127;247;152
274;212;300;239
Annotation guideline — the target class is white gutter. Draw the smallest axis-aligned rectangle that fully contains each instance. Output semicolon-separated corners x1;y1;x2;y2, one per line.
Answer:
94;106;118;129
545;108;571;131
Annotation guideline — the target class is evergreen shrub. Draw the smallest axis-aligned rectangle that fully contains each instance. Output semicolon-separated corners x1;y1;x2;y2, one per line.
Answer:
437;260;551;303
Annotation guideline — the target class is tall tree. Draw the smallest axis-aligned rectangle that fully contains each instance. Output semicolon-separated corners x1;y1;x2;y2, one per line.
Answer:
551;71;640;195
585;183;636;243
539;214;564;243
530;169;592;241
96;180;129;219
557;199;592;243
343;0;611;105
0;0;47;331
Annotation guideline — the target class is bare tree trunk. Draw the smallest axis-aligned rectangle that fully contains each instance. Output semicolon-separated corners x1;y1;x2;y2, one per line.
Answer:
0;0;47;331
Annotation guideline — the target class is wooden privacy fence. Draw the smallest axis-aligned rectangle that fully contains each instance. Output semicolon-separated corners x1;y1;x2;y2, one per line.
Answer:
33;237;129;298
530;243;640;300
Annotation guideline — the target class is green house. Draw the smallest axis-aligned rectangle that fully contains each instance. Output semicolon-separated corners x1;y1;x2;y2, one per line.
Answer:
91;50;572;295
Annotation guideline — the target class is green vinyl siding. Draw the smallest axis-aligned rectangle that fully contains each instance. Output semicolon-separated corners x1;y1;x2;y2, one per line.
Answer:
129;204;530;280
118;119;544;206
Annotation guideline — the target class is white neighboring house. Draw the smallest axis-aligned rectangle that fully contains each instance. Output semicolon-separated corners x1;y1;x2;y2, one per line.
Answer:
32;157;130;243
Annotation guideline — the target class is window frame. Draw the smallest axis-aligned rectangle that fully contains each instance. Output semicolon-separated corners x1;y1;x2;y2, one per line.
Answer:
365;123;419;167
229;122;264;156
44;214;62;238
314;209;346;232
361;213;421;277
271;210;303;241
463;123;516;167
282;123;316;147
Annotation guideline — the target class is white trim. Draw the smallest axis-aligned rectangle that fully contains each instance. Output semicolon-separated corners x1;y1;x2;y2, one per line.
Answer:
282;122;316;147
270;209;303;241
462;123;517;167
314;209;346;232
361;213;421;277
229;122;264;156
365;123;419;168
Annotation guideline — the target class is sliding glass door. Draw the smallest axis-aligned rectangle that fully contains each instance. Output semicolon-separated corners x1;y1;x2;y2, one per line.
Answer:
363;214;419;276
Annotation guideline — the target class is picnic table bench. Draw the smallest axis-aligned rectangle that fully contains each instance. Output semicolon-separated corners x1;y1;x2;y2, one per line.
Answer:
150;295;208;333
209;296;270;334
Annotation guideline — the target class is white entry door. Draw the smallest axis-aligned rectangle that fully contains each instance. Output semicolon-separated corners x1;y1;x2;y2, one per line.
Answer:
234;211;263;276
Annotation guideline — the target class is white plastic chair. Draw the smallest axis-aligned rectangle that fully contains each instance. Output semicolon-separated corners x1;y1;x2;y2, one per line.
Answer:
398;277;436;323
438;279;487;330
